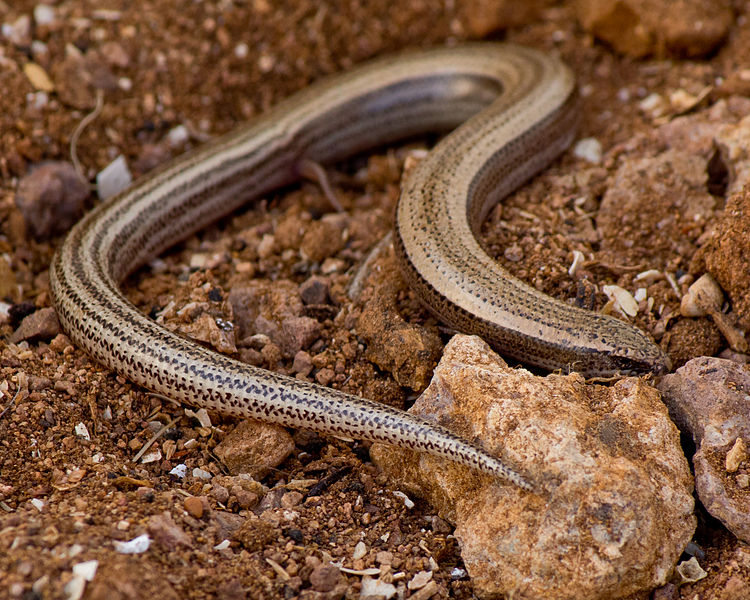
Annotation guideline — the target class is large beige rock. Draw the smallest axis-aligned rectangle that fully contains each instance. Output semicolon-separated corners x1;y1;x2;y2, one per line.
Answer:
372;335;695;600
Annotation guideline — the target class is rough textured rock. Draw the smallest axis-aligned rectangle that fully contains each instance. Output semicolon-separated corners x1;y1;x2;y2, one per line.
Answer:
14;161;89;239
213;420;294;479
371;335;695;600
714;113;750;196
146;512;192;549
355;249;442;391
179;312;237;354
658;357;750;543
457;0;548;37
228;280;322;358
692;188;750;331
575;0;732;58
10;307;60;343
597;149;716;266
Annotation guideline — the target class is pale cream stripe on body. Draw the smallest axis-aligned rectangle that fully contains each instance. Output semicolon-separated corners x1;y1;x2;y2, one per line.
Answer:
50;43;670;492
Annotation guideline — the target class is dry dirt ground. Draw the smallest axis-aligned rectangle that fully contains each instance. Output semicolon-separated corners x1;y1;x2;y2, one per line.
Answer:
1;1;749;598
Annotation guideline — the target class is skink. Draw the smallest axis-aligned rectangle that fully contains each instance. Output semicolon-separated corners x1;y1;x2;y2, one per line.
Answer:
50;44;669;491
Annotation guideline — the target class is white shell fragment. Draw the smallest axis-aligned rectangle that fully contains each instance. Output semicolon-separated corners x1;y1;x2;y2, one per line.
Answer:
185;407;212;428
568;250;585;277
97;155;132;200
113;533;151;554
392;490;415;509
602;285;639;317
169;464;187;478
680;273;724;317
74;422;90;440
634;269;663;283
675;557;707;584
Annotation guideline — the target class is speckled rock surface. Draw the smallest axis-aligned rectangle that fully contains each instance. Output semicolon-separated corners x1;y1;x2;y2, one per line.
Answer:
659;357;750;543
575;0;732;57
691;188;750;331
213;420;295;479
14;161;88;239
597;149;715;266
372;335;696;600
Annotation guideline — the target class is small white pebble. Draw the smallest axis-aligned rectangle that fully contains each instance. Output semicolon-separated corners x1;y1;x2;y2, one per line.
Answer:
407;570;433;590
617;87;631;102
113;533;151;554
639;92;667;116
30;498;45;511
360;577;397;600
97;155;132;200
116;520;130;530
214;539;231;551
64;576;86;600
573;137;602;164
166;124;189;148
234;42;249;59
451;567;467;579
118;77;132;92
169;463;188;478
352;541;367;560
634;288;647;303
72;560;98;582
192;467;212;480
0;301;11;323
140;449;162;464
28;91;48;109
34;4;57;26
190;253;208;269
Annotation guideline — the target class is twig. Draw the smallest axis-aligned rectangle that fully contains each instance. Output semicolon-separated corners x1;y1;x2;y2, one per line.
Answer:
132;415;181;463
70;89;105;179
0;387;21;420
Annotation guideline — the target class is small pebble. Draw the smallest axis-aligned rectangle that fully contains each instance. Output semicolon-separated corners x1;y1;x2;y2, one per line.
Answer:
34;4;57;26
184;496;205;519
726;438;748;473
352;541;367;560
309;564;340;592
97;155;132;200
573;137;602;164
113;534;151;554
169;464;187;478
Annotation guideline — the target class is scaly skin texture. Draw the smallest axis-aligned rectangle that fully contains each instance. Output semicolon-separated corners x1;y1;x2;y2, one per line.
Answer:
50;44;669;492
